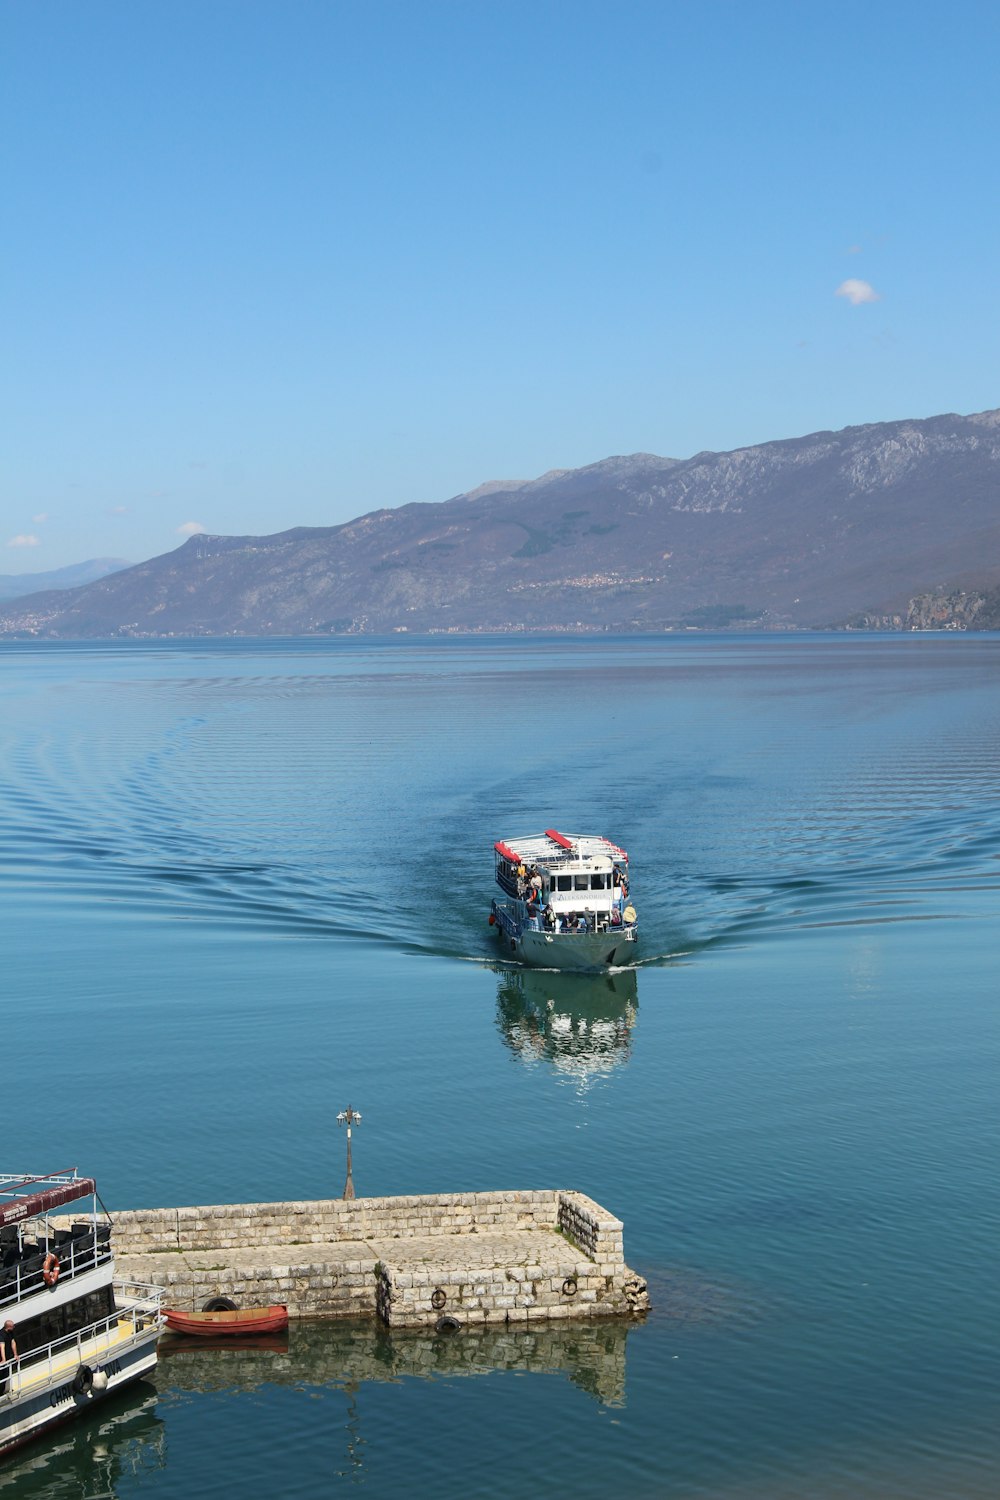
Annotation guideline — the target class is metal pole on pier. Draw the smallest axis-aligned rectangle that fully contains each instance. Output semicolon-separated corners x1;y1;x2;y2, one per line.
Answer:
337;1107;362;1200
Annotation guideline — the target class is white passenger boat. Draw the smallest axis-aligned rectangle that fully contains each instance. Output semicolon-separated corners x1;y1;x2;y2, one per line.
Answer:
0;1170;164;1461
489;829;637;971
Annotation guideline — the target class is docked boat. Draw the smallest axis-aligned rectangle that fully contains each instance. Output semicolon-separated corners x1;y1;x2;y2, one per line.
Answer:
163;1305;288;1337
489;829;637;971
0;1170;164;1461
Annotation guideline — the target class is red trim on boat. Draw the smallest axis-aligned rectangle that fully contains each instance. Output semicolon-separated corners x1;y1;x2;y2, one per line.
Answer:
494;841;521;862
0;1179;97;1229
544;829;574;850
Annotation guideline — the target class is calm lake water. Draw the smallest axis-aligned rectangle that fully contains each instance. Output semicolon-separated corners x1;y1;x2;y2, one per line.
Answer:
1;634;998;1498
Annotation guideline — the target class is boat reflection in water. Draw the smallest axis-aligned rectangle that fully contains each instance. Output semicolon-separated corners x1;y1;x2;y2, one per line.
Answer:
160;1316;634;1409
0;1386;164;1499
495;966;638;1080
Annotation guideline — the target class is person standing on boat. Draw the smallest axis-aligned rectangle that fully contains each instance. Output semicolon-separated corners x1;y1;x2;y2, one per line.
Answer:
0;1321;17;1392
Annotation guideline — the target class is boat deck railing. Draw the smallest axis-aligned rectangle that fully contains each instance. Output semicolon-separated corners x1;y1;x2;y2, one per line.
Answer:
1;1281;164;1403
0;1170;85;1197
0;1227;112;1312
493;898;636;937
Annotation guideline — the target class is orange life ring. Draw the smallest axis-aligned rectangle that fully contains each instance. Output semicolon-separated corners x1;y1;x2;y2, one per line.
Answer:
42;1253;60;1288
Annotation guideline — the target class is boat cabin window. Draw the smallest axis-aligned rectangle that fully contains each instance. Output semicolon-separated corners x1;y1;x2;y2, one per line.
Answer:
555;871;610;892
14;1285;115;1357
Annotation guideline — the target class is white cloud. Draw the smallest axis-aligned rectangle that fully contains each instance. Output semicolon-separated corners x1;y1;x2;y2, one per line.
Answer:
108;505;129;515
6;534;40;548
176;520;206;536
32;512;49;524
836;278;880;306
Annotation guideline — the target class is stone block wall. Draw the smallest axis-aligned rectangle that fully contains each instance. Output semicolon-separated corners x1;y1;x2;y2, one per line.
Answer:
374;1254;629;1328
111;1190;563;1257
557;1191;624;1264
132;1253;380;1320
105;1190;649;1326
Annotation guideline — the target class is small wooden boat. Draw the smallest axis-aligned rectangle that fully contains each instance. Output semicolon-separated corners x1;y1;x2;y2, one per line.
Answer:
163;1305;288;1337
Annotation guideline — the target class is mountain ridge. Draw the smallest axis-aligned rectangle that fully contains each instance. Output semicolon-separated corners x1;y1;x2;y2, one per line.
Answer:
3;408;1000;637
0;557;131;602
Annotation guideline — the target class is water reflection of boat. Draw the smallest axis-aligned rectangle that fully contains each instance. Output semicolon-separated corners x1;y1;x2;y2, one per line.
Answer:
0;1385;164;1497
495;967;638;1078
158;1316;634;1409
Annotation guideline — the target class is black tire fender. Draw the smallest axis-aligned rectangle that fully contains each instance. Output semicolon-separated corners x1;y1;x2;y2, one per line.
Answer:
72;1364;94;1396
202;1296;238;1313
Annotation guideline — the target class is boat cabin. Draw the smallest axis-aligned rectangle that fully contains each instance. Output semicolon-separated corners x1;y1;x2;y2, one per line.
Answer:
494;830;631;936
0;1171;115;1362
0;1169;164;1459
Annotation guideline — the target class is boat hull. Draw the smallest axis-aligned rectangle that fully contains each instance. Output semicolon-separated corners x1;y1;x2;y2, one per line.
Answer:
163;1306;289;1337
0;1328;159;1460
492;902;637;971
518;927;636;971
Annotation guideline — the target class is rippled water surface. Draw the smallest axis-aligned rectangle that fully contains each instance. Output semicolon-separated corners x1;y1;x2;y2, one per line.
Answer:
2;635;999;1498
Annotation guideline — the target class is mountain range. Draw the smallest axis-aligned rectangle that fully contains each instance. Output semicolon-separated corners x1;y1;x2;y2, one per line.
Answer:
0;557;130;602
3;408;1000;636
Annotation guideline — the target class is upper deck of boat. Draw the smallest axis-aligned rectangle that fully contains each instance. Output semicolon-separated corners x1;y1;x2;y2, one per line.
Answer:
0;1170;112;1315
494;830;628;875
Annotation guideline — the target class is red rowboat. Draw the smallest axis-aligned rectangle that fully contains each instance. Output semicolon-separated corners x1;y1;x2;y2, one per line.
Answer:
163;1305;289;1337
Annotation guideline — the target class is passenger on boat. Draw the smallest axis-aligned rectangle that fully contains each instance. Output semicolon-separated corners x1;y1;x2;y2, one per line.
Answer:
0;1321;17;1392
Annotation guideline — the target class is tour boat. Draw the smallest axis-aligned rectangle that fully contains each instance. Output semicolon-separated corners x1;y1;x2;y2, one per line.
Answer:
0;1170;164;1461
163;1305;289;1337
489;829;637;971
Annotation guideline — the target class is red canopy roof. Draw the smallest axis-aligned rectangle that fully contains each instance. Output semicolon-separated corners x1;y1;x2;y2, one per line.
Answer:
0;1177;96;1230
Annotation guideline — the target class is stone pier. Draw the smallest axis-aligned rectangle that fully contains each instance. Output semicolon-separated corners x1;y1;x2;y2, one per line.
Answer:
111;1190;649;1328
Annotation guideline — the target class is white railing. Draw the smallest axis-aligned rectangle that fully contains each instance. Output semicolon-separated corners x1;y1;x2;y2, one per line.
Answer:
0;1172;83;1192
0;1235;112;1311
2;1282;164;1403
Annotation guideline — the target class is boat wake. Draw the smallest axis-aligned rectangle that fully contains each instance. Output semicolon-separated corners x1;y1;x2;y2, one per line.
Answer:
5;642;1000;968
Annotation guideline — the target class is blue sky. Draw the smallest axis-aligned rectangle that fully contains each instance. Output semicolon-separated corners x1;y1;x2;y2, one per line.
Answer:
3;0;999;571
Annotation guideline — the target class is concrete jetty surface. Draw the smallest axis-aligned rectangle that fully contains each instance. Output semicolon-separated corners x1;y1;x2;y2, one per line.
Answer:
112;1190;649;1328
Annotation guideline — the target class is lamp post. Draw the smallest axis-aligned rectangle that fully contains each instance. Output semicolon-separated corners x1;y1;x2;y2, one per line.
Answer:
336;1107;362;1200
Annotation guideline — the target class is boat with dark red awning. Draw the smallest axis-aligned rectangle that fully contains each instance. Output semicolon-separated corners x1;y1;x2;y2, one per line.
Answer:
163;1305;289;1337
0;1168;164;1461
